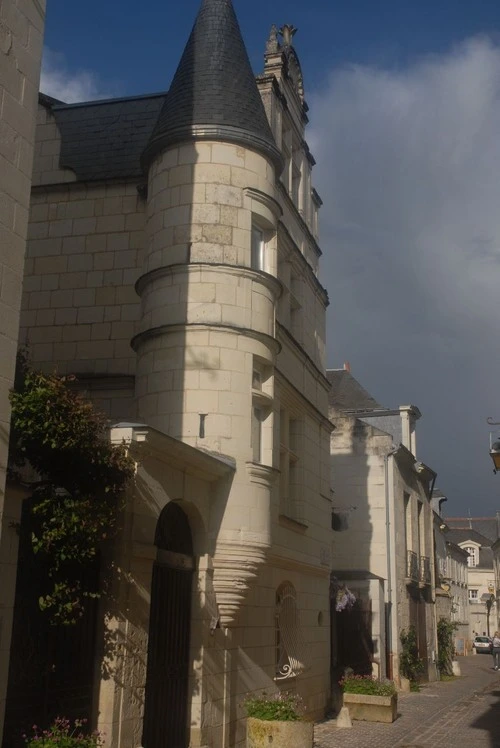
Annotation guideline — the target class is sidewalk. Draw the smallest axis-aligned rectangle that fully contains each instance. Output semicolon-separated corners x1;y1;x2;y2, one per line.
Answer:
314;655;500;747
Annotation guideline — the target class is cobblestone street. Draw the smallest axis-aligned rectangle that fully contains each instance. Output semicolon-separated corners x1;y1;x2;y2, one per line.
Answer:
315;655;500;747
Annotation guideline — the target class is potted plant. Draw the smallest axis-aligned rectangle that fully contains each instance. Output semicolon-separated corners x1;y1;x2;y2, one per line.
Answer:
244;692;313;748
341;675;397;723
23;717;104;747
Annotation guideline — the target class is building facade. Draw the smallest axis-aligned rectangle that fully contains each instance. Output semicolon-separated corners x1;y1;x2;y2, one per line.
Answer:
328;367;438;684
3;2;333;746
0;0;46;738
446;525;497;638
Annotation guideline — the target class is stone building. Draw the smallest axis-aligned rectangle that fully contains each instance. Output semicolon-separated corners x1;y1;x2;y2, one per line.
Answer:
2;1;333;746
0;0;46;738
446;518;499;638
328;366;438;684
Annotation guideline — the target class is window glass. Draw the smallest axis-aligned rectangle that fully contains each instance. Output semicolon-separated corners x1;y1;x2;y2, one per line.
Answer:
251;226;264;271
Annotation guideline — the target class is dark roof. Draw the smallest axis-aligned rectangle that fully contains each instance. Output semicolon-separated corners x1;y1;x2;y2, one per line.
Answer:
327;370;385;412
446;528;493;547
143;0;282;171
446;530;494;569
48;93;166;182
445;517;499;544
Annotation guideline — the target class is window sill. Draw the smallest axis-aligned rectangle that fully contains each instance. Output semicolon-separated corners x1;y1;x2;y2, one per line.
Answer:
279;514;308;533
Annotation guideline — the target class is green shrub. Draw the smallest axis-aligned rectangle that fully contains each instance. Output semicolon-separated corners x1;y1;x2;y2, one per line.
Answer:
437;618;458;676
243;692;304;721
23;717;103;747
400;625;424;682
340;675;396;697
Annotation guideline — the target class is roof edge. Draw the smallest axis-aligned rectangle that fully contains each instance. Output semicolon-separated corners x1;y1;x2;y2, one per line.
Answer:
142;123;284;174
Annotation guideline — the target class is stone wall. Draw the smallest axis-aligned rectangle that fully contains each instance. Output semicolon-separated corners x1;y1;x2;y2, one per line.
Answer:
0;0;46;735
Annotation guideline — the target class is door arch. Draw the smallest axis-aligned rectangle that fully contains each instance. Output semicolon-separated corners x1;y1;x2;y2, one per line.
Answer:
142;503;194;748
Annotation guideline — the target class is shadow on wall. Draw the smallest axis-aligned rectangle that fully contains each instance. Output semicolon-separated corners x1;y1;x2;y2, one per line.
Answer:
329;414;375;711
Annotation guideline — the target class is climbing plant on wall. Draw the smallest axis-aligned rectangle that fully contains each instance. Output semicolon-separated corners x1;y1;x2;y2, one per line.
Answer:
437;617;458;677
8;354;135;624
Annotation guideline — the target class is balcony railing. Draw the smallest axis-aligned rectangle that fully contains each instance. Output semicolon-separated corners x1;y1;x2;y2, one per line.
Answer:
420;555;431;585
406;550;419;582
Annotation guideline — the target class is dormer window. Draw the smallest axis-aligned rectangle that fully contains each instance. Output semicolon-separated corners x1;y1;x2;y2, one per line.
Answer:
464;546;478;567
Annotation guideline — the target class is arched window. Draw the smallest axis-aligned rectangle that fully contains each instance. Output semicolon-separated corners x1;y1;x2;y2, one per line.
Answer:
275;582;308;681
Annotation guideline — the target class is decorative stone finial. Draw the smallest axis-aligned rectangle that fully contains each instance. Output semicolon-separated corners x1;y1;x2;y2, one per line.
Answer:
279;24;297;47
266;24;279;54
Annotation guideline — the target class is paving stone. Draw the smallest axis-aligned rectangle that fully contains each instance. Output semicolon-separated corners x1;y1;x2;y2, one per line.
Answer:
314;656;500;748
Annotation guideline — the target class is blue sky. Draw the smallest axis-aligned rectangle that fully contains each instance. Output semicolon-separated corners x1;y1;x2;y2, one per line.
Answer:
44;0;500;99
41;1;500;516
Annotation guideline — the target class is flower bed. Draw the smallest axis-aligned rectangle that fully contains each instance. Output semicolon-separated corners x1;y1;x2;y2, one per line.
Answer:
341;676;397;723
244;693;313;748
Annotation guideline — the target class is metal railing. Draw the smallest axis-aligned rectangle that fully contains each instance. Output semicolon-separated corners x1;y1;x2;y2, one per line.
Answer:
420;555;431;585
406;550;419;582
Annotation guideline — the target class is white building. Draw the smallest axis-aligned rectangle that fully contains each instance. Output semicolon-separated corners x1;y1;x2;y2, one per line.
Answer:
328;367;438;684
446;523;497;638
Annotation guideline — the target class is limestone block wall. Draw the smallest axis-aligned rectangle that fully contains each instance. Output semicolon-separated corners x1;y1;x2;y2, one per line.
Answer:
391;458;438;681
330;415;393;580
0;0;45;735
20;179;146;384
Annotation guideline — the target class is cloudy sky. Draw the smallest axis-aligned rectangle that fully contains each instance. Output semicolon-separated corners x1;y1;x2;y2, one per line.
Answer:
41;0;500;515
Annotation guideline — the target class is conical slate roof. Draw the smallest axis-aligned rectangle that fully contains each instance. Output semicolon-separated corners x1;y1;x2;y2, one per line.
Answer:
143;0;282;171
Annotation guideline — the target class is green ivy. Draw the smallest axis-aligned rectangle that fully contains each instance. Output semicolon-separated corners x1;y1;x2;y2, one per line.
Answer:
437;617;458;677
399;625;424;683
9;355;135;624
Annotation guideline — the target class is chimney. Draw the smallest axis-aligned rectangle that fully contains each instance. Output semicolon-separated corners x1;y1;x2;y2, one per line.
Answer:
343;361;351;372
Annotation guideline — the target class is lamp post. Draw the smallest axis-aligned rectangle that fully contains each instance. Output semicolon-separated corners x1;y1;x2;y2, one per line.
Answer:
486;594;495;637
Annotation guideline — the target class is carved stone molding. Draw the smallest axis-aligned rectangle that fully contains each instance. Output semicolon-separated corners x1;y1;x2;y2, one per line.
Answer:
212;542;268;627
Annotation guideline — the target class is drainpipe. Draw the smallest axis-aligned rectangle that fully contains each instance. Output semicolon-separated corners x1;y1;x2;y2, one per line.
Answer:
384;448;398;680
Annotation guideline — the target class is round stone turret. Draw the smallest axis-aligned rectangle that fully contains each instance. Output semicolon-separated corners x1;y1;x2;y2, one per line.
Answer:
133;0;282;625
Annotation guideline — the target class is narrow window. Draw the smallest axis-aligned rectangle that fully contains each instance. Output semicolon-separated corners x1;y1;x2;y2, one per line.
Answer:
251;226;264;271
251;406;262;463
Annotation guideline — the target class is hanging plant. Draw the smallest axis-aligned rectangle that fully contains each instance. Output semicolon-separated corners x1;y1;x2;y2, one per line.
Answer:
8;354;135;624
330;576;357;612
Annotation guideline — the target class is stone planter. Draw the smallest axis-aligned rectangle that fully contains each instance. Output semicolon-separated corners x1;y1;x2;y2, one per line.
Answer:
343;692;397;723
246;717;314;747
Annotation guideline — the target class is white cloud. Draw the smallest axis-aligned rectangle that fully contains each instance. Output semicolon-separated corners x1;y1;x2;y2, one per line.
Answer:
310;37;500;511
40;48;112;103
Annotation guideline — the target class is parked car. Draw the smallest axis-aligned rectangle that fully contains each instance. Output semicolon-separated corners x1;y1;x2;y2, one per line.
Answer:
473;636;492;653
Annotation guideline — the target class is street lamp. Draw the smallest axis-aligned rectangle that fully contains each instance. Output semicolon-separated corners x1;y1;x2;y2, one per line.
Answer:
490;440;500;474
487;418;500;472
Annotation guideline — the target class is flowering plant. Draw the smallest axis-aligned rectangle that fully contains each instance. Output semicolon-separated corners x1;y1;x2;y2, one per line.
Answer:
335;586;356;612
23;717;104;747
340;675;396;697
243;692;305;721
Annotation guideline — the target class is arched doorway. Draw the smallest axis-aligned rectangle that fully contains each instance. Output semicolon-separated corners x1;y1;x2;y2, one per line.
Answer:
142;503;194;748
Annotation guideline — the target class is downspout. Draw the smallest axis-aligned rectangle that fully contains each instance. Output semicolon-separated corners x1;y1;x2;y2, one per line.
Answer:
384;448;399;680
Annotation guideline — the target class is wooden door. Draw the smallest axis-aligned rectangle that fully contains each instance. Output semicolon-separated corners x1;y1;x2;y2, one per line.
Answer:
142;503;194;748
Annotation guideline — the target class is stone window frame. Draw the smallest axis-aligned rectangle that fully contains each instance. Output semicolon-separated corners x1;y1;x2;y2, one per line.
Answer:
278;407;303;520
251;358;273;466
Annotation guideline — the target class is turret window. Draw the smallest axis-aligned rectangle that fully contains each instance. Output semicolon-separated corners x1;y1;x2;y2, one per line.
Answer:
251;225;265;271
